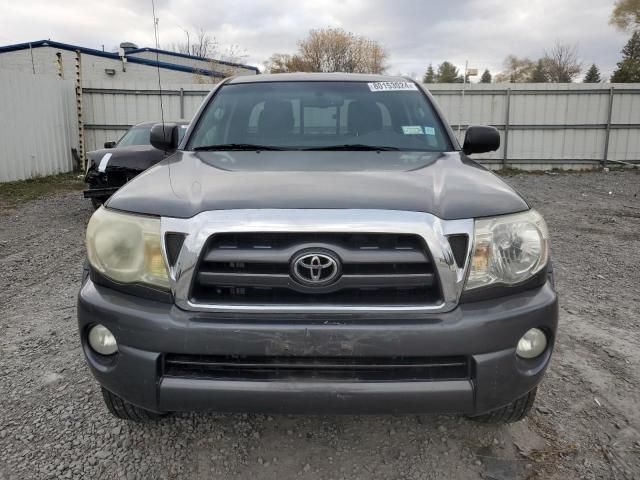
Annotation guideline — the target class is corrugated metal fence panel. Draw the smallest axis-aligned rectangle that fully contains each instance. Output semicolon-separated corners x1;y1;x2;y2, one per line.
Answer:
609;89;640;162
0;70;77;182
82;80;211;152
428;83;640;168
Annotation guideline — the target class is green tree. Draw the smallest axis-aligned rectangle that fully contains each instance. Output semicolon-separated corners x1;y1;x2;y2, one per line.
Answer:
610;0;640;32
480;69;492;83
611;31;640;82
436;61;462;83
530;59;549;82
583;64;602;83
423;64;435;83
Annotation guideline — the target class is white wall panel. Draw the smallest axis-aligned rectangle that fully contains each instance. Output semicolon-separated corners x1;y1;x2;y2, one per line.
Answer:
0;70;77;182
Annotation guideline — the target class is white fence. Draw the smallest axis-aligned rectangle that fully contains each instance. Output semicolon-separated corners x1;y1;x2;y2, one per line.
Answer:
82;81;640;170
0;70;78;182
429;83;640;170
2;76;640;182
82;81;211;153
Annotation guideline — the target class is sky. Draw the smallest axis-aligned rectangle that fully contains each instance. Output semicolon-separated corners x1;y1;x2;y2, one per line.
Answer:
0;0;630;80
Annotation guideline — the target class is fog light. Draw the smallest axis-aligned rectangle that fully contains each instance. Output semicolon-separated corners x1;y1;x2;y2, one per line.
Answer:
88;324;118;355
516;328;547;359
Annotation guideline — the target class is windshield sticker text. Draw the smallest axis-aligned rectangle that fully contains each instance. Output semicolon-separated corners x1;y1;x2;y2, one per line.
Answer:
424;126;436;136
368;82;418;92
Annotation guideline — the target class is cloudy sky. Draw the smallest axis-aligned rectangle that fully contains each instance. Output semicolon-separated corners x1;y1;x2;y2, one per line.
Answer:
0;0;630;80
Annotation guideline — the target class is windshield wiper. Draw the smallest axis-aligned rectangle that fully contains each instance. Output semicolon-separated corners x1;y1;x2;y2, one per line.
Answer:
302;144;401;151
193;143;289;151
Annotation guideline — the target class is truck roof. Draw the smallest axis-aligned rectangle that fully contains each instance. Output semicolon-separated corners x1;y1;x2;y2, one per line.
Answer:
226;72;412;84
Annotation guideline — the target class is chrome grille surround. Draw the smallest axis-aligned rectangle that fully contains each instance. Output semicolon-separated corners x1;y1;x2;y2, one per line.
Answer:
161;209;474;313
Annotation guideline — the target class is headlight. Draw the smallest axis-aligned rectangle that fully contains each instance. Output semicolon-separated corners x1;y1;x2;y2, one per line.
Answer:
465;210;549;291
86;207;170;289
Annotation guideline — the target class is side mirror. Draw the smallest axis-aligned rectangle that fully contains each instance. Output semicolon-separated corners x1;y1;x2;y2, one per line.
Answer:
104;141;116;149
463;126;500;155
150;123;180;152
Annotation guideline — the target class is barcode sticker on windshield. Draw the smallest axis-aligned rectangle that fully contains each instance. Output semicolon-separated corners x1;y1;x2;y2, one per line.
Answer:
402;126;424;135
368;82;418;92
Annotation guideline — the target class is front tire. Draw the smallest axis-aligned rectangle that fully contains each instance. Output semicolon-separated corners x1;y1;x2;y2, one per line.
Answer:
90;197;104;210
101;387;167;422
468;388;537;424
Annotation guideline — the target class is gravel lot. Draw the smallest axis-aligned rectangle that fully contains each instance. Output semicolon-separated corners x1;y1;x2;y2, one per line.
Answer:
1;170;639;480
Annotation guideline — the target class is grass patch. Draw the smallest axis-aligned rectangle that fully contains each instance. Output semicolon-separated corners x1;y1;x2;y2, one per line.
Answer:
0;171;84;212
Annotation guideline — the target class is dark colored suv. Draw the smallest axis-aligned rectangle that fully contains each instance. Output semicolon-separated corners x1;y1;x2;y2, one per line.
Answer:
83;121;189;209
78;73;558;423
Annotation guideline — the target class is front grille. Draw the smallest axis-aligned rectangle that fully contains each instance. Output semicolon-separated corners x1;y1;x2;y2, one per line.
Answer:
190;233;441;306
163;354;470;382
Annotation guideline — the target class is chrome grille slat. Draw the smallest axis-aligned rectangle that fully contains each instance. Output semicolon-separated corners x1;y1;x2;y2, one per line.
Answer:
203;245;428;264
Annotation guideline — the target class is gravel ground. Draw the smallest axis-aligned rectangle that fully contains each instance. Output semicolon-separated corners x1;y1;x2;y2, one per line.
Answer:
1;170;639;480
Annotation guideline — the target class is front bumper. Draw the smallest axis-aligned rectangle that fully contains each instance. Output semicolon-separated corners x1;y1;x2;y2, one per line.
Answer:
78;278;558;415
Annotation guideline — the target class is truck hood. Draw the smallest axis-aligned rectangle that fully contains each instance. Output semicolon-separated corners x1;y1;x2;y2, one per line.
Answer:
106;150;529;220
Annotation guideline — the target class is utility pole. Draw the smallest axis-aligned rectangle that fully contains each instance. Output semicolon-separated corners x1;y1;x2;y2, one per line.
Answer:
458;60;468;137
180;26;190;55
458;61;478;139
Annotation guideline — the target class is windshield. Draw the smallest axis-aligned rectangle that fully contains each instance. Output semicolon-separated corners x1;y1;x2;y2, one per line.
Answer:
117;127;152;147
117;124;188;147
187;81;452;152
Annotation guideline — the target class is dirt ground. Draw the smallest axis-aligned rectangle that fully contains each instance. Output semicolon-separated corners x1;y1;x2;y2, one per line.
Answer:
0;170;639;480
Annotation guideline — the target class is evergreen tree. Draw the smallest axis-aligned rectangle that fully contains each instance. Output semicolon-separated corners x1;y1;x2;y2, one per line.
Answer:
611;31;640;82
436;61;463;83
530;59;549;82
480;69;492;83
583;64;602;83
423;64;435;83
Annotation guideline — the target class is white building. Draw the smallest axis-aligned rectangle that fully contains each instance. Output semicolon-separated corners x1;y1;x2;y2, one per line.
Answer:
0;40;259;84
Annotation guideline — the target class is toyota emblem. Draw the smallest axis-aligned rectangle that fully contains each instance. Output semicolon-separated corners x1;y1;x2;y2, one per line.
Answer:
291;251;341;286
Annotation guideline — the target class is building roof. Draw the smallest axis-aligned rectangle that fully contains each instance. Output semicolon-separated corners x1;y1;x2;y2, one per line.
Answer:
0;40;257;77
126;47;259;73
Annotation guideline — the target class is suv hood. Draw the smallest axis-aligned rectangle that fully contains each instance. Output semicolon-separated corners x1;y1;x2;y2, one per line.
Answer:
106;151;529;220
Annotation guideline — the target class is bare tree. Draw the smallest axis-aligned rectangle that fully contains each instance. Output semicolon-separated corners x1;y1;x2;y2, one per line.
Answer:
542;42;582;82
168;28;219;58
265;28;387;74
494;55;535;83
265;53;295;73
166;28;250;82
167;28;248;63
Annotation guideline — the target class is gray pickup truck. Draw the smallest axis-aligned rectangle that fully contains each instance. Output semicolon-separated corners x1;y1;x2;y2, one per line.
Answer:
78;73;558;424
